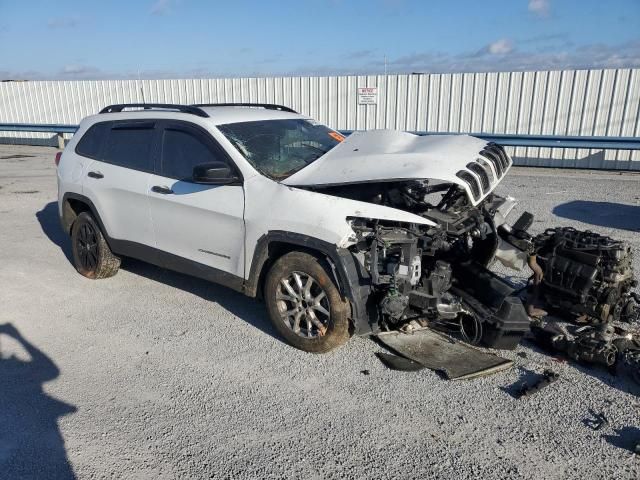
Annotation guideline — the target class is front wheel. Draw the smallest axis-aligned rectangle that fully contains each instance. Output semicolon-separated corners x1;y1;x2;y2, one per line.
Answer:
264;252;351;353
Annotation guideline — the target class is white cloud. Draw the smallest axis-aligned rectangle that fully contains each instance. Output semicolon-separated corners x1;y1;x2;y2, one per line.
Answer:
380;40;640;74
468;39;515;58
528;0;550;17
487;39;514;55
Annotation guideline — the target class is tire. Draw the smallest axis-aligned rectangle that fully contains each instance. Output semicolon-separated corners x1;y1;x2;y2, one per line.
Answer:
264;251;351;353
71;211;121;279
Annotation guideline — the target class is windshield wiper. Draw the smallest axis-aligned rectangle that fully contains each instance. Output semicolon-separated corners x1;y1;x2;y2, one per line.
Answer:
272;166;304;180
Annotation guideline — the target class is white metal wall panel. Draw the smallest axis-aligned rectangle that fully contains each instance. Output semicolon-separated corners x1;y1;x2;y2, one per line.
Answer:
1;69;639;169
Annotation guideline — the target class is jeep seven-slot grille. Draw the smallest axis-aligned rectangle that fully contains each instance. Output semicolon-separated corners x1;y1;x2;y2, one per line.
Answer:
477;158;497;182
455;143;512;203
480;143;511;176
456;171;481;200
466;162;490;193
482;149;503;175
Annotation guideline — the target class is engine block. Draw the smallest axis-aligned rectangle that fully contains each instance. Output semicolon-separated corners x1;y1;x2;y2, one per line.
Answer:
533;227;638;324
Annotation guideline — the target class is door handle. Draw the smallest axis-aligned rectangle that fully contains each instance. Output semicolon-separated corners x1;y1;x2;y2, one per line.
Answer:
151;185;174;195
87;171;104;179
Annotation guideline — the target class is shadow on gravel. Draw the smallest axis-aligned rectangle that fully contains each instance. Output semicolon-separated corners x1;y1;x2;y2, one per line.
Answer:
36;202;73;263
553;201;640;232
122;258;284;344
0;323;77;479
602;426;640;453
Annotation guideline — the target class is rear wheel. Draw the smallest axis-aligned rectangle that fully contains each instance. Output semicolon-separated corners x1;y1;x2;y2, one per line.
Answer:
71;212;120;279
264;251;351;353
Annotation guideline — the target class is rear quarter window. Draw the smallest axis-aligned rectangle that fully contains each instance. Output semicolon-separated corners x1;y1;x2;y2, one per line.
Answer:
75;122;110;159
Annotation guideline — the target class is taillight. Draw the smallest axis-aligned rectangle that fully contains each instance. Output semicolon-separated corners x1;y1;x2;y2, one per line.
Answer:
55;151;62;167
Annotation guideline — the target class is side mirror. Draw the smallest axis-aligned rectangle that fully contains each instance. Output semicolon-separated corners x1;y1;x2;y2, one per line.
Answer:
192;161;239;185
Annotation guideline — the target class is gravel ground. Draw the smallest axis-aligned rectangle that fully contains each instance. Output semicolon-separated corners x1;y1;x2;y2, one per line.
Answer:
1;144;639;479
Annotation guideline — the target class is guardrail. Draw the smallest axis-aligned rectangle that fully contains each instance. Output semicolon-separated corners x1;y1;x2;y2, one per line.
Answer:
1;123;639;153
0;123;79;149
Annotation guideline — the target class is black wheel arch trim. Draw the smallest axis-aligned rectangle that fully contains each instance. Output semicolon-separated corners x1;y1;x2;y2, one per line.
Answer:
245;231;376;335
61;193;112;245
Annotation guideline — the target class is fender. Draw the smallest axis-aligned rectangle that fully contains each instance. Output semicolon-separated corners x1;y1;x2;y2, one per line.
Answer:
245;231;377;335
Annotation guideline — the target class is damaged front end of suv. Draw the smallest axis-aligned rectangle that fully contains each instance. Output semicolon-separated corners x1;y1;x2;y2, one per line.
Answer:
284;131;533;349
341;176;530;350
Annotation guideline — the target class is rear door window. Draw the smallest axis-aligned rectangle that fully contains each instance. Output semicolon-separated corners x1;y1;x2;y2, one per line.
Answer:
102;121;156;172
160;126;225;180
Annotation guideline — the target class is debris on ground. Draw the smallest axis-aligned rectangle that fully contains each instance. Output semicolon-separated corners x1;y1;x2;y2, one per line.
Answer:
515;369;559;398
620;349;640;384
530;321;640;384
375;328;512;380
584;409;609;431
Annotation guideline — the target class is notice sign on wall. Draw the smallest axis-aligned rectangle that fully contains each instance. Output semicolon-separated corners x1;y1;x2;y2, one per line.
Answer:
357;87;378;105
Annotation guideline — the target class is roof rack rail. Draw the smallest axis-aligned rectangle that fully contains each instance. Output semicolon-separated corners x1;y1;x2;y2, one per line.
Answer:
99;103;209;118
193;103;298;114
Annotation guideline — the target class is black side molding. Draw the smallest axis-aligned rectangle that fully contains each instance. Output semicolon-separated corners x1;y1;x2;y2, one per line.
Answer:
109;238;244;293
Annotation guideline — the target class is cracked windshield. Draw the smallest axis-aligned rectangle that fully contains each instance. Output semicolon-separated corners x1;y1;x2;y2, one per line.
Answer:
218;119;345;180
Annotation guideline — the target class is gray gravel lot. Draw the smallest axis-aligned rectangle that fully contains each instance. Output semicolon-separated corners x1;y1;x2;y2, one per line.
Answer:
1;144;639;479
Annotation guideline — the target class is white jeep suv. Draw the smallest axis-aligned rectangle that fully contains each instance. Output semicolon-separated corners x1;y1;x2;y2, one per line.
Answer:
58;103;530;353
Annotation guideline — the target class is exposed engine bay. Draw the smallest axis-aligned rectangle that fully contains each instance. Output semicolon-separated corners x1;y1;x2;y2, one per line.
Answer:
308;152;638;353
313;175;533;350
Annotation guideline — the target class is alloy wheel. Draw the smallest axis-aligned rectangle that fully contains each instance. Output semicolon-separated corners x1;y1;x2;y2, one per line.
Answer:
275;271;331;338
76;223;99;271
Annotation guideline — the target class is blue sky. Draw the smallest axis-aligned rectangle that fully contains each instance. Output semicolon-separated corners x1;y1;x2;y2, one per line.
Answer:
1;0;639;79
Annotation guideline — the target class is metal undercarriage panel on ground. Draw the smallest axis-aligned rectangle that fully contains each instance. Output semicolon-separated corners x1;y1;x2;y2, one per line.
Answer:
375;329;513;380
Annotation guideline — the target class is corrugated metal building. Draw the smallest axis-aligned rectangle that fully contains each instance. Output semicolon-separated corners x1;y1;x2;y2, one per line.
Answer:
1;68;639;169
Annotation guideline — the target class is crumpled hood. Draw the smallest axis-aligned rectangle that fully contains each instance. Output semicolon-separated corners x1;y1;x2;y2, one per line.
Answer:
283;130;512;206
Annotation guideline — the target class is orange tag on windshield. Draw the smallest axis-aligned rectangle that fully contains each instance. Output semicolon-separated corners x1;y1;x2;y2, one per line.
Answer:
328;131;345;142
